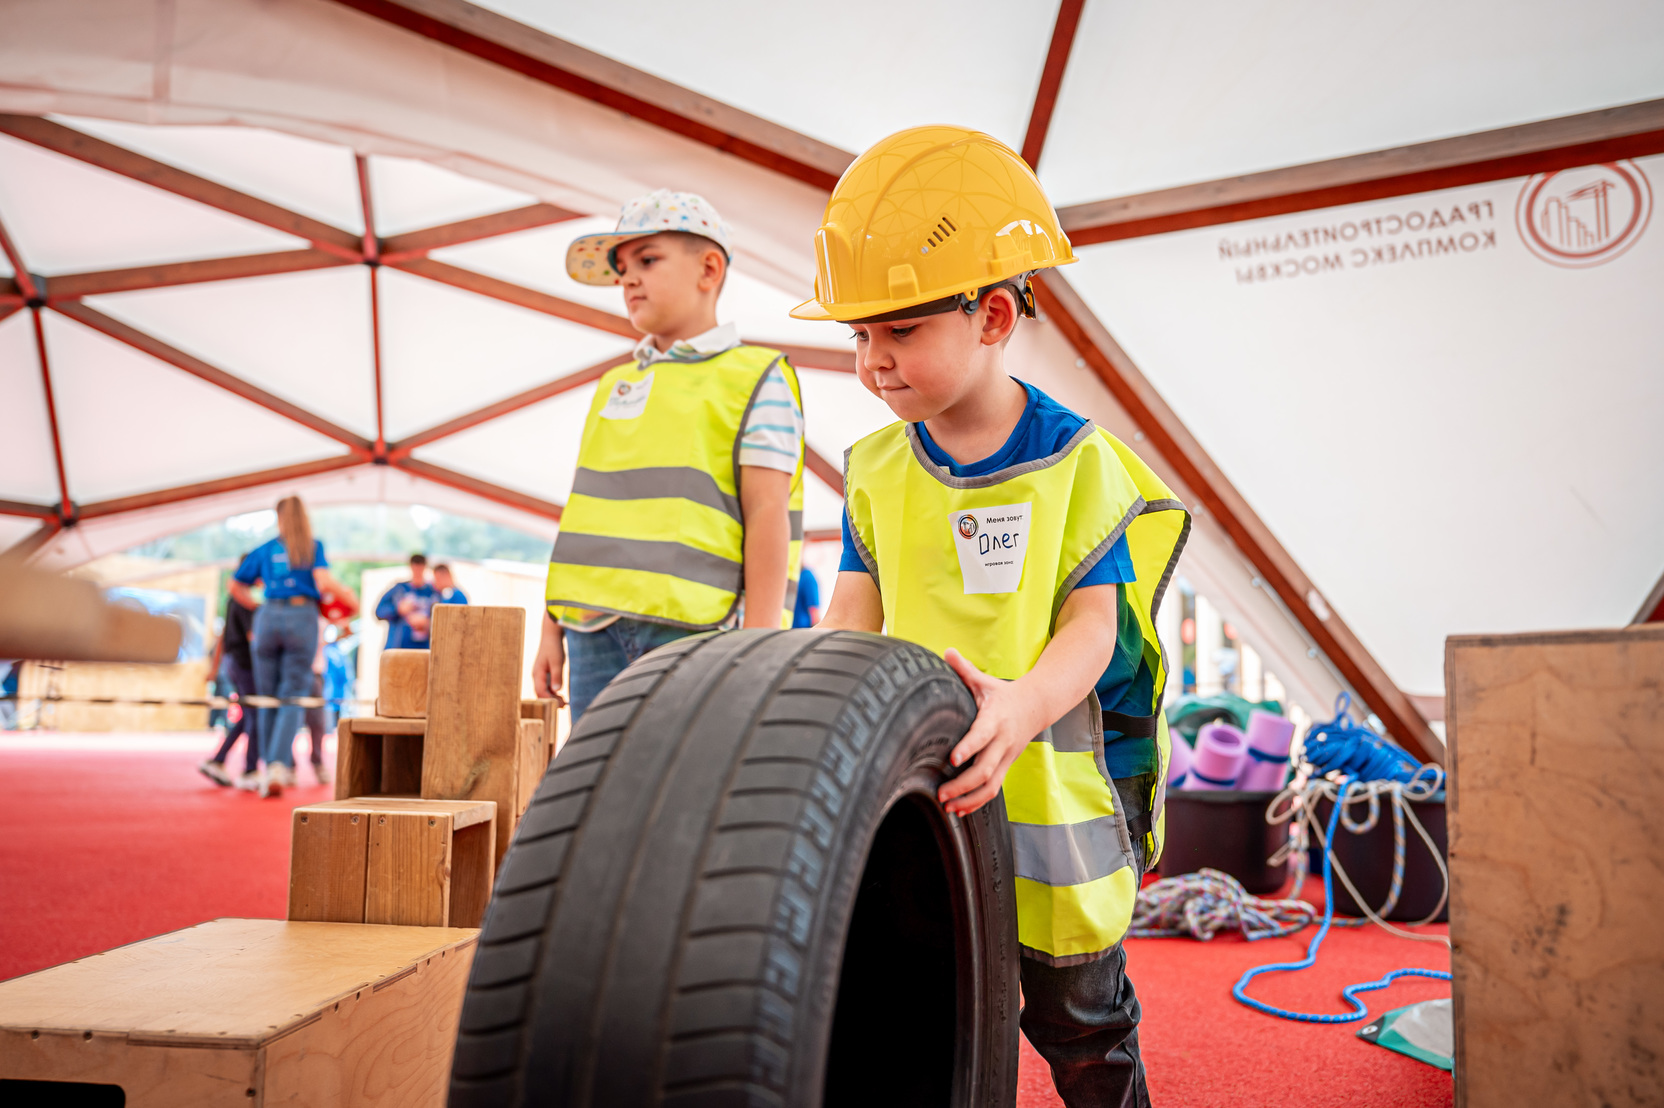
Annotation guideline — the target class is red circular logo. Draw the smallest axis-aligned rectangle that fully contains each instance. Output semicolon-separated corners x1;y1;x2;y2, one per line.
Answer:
956;513;978;539
1516;161;1652;268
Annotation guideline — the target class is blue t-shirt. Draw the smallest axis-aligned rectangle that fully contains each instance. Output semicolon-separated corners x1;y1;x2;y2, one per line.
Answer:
839;380;1157;778
792;568;821;628
235;538;327;602
438;588;469;605
376;581;439;649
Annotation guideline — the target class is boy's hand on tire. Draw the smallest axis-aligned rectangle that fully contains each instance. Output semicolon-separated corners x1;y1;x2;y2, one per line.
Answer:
939;648;1042;816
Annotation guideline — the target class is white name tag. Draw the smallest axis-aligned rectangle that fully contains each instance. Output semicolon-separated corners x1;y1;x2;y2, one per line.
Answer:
600;372;653;420
951;502;1031;594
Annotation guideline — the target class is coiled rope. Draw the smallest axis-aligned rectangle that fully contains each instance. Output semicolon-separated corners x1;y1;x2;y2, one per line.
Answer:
1228;694;1453;1022
1129;869;1314;941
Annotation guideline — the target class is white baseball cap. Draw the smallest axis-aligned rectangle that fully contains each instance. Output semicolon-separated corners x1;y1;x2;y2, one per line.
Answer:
565;189;733;286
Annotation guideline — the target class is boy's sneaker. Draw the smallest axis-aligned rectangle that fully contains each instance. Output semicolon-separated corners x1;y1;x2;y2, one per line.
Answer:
257;766;283;799
197;760;233;787
275;763;297;788
235;771;260;791
312;761;332;786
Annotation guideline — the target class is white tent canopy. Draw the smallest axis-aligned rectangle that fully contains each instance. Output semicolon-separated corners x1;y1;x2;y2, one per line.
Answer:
4;0;1662;755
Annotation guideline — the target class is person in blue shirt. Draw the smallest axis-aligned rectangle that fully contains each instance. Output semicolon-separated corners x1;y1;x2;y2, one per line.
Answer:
375;554;438;650
791;566;821;628
432;564;469;606
228;497;355;798
838;379;1154;782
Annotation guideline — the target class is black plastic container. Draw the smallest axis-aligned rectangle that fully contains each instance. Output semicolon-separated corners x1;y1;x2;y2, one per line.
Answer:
1310;791;1448;922
1158;789;1288;894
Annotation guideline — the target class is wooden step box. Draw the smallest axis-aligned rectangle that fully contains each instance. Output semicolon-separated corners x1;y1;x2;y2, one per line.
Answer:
0;918;477;1108
333;605;563;863
289;798;496;928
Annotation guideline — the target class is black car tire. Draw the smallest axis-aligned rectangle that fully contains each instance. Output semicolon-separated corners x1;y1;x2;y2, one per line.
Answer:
448;628;1020;1107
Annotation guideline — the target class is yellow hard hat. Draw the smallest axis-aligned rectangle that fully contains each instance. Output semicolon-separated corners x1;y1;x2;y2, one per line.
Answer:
791;125;1075;323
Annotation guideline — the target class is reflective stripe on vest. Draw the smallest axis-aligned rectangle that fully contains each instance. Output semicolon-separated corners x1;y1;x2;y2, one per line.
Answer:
547;346;806;630
845;419;1188;964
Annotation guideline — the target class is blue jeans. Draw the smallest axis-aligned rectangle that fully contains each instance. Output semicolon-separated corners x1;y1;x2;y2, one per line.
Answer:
252;600;319;770
566;618;692;725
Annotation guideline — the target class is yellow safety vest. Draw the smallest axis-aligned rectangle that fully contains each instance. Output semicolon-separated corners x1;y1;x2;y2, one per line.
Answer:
547;345;805;630
845;419;1189;964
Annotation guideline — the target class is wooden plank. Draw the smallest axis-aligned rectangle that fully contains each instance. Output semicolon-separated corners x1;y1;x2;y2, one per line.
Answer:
516;717;546;819
0;561;182;663
1445;625;1664;1108
391;256;637;337
379;201;584;262
335;718;383;801
1020;0;1087;168
393;456;565;522
45;250;350;300
377;648;430;717
344;716;429;735
1059;98;1664;245
521;697;562;760
447;820;495;929
288;808;369;923
303;797;494;829
365;810;451;927
1033;271;1439;762
74;455;367;521
423;605;527;864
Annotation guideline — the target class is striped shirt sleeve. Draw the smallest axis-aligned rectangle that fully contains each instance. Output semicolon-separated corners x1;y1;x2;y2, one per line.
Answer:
737;363;804;474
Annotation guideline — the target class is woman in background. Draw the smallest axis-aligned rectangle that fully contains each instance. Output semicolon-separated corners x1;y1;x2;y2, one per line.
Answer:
228;497;356;798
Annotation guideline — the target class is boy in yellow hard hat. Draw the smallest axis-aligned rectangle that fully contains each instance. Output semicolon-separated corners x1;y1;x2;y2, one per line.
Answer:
809;127;1189;1105
535;190;806;721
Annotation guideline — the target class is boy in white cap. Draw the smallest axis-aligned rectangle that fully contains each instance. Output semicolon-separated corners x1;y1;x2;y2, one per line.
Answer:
535;190;806;722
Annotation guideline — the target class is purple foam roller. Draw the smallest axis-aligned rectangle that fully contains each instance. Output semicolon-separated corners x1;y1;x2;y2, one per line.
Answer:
1188;722;1247;789
1167;731;1194;789
1236;709;1296;792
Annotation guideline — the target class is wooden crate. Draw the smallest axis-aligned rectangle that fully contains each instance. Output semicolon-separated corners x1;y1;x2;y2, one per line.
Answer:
1445;625;1664;1108
289;798;496;928
424;605;526;864
0;918;477;1107
335;716;428;799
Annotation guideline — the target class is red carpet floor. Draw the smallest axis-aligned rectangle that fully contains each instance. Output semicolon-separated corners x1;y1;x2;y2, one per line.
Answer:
1;737;1453;1107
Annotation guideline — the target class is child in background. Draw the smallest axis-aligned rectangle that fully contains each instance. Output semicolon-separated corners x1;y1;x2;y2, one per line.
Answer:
536;191;806;723
809;127;1189;1107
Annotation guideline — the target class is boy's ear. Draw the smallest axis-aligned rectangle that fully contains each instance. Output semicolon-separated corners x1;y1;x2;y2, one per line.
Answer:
978;287;1020;347
700;244;728;294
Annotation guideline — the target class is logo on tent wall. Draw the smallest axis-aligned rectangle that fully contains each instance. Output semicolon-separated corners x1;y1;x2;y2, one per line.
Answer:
1516;161;1652;268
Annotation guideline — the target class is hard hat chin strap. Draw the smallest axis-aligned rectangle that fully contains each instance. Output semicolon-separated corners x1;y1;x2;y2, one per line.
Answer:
957;277;1036;320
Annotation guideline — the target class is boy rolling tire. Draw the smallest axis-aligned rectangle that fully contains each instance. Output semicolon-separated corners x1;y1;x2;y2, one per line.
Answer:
448;628;1020;1108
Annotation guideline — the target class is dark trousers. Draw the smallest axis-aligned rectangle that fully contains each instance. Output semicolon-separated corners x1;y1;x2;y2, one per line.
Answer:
211;656;259;775
1019;775;1154;1108
302;671;326;766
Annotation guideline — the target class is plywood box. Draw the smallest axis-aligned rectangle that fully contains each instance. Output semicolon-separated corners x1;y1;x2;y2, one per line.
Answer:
1445;625;1664;1108
289;798;496;928
0;918;477;1107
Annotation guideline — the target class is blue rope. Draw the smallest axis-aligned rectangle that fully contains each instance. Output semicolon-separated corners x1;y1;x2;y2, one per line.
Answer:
1232;770;1451;1023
